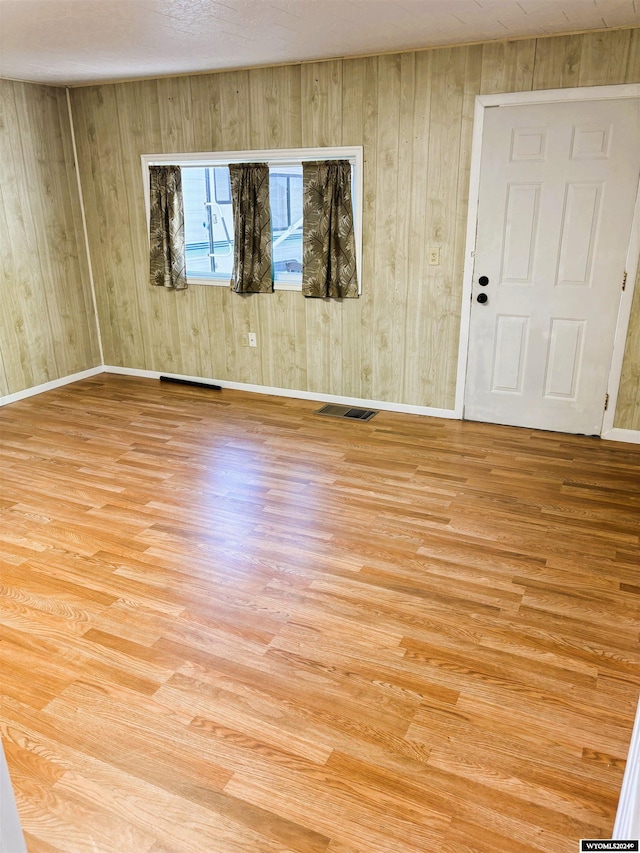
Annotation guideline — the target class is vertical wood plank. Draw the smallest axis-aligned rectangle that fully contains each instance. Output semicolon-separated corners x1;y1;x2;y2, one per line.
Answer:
532;34;583;90
625;27;640;82
70;86;117;365
301;60;343;148
156;75;191;154
19;84;61;360
402;49;432;407
0;82;39;392
0;166;34;391
0;117;14;397
421;46;467;407
73;84;144;368
202;285;229;381
55;88;101;367
370;54;402;403
218;70;251;151
357;56;379;402
578;30;632;86
618;27;640;427
248;65;302;151
94;84;145;369
220;283;241;381
110;79;162;372
220;291;263;386
614;265;640;431
480;39;536;94
188;72;223;152
26;85;89;378
0;333;8;396
390;52;415;404
259;291;307;391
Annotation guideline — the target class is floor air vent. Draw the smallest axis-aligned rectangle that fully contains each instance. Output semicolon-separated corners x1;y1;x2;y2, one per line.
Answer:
315;404;378;421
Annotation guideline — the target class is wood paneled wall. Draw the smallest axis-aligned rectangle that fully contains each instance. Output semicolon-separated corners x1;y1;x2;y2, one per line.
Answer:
69;29;640;426
0;80;101;396
616;265;640;429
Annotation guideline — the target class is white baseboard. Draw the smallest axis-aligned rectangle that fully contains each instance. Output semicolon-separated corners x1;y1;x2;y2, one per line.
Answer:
4;364;636;439
601;428;640;445
103;365;459;420
614;693;640;840
0;366;104;407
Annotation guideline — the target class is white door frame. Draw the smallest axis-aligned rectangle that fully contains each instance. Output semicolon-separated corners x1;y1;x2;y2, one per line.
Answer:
456;84;640;439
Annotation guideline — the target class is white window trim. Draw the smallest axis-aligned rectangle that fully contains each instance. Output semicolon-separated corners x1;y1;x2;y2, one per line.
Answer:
141;146;363;293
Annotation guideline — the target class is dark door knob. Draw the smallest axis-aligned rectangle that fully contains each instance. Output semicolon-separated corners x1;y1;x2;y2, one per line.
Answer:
478;276;489;286
477;293;488;304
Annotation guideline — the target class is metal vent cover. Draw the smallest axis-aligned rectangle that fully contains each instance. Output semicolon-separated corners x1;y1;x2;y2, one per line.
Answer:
315;404;378;421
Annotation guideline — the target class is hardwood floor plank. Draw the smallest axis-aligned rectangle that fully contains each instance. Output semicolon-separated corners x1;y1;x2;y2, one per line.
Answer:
441;815;556;853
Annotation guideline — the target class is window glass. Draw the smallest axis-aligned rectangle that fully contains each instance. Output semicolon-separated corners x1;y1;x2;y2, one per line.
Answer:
183;166;234;280
213;167;231;204
269;167;303;284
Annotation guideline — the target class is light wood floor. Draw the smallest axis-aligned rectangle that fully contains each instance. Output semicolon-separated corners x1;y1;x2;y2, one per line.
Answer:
1;375;639;853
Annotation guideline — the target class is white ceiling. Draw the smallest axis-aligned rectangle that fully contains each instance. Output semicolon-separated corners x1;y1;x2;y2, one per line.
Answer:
0;0;638;87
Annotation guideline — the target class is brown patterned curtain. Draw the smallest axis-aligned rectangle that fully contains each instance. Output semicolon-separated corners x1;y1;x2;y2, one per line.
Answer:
229;163;273;293
149;165;187;291
302;160;358;299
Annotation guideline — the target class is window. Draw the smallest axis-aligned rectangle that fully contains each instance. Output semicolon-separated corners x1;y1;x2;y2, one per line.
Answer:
142;147;363;292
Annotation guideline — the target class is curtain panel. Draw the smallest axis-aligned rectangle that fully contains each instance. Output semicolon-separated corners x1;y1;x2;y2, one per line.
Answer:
149;165;187;291
302;160;358;299
229;163;273;294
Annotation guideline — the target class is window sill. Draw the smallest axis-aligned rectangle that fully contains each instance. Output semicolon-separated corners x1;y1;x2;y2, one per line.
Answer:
187;277;302;292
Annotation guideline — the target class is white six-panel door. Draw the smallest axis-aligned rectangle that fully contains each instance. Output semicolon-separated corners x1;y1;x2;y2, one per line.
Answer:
464;98;640;435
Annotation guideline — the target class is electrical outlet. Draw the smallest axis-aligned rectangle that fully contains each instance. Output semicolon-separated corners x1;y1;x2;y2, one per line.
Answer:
248;332;257;347
241;333;249;347
428;247;440;265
